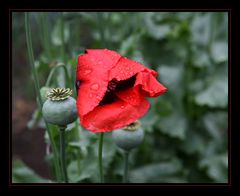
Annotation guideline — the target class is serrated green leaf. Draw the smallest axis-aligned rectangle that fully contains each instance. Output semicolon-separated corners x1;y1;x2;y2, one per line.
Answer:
191;13;211;46
158;65;183;91
210;41;228;63
180;131;206;155
195;77;228;108
203;112;228;140
129;159;185;183
144;13;172;40
199;153;228;182
156;112;187;140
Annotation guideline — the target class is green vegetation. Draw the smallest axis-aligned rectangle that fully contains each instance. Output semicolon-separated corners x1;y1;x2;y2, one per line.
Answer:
12;12;228;183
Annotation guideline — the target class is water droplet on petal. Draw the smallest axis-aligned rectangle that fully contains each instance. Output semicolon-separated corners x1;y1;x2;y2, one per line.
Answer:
130;71;134;75
120;105;125;109
89;93;93;98
140;68;145;71
96;95;102;100
120;70;124;74
126;96;132;100
149;90;154;95
84;69;92;75
98;61;103;65
91;83;99;90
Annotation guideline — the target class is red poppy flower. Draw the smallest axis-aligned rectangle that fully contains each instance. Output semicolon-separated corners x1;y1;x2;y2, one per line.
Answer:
76;49;167;132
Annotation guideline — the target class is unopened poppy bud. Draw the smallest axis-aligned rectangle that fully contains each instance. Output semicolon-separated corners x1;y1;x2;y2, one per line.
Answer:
112;120;144;151
42;88;78;126
40;86;51;103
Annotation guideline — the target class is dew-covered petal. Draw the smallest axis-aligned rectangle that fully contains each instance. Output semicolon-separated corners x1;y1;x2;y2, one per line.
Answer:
135;71;167;97
81;98;150;132
115;86;143;106
76;49;121;115
109;57;145;81
76;80;108;116
77;49;121;81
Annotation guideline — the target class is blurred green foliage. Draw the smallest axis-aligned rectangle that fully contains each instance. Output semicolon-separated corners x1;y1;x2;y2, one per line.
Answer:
12;12;228;183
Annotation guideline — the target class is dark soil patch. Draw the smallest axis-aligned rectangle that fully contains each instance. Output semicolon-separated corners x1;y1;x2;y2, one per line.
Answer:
12;96;50;179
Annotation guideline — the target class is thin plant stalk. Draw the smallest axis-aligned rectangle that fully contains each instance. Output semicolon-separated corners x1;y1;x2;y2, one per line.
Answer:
123;151;129;183
60;12;65;63
98;133;104;183
25;12;61;182
59;127;68;183
40;12;51;60
45;63;70;88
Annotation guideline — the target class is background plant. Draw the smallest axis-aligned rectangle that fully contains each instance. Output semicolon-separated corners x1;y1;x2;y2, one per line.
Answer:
12;12;228;183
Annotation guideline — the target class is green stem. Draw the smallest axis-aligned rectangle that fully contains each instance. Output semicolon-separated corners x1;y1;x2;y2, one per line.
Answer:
123;151;129;183
25;12;61;182
60;12;65;63
45;63;70;87
40;12;51;60
25;13;43;106
59;127;68;183
46;124;62;181
98;133;104;183
76;149;81;174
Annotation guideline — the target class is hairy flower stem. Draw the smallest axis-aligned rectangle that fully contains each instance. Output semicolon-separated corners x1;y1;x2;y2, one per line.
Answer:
123;151;129;183
59;127;68;183
25;12;61;182
98;133;104;183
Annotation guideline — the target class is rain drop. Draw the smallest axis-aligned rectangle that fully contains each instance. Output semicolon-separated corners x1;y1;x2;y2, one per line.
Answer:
96;95;102;100
89;93;93;98
84;69;92;75
120;105;125;109
91;83;99;90
130;71;134;75
126;96;131;100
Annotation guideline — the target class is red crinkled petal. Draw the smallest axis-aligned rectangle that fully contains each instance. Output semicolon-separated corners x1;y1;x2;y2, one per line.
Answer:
81;97;150;132
77;49;121;81
76;49;121;116
76;80;107;117
109;57;146;81
115;86;143;106
76;49;167;132
135;71;167;97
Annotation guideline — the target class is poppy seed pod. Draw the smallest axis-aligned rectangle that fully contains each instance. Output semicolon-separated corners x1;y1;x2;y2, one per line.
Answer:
112;121;144;151
42;88;78;126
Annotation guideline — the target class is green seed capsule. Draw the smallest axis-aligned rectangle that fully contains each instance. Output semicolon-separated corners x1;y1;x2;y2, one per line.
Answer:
42;88;78;126
112;121;144;151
